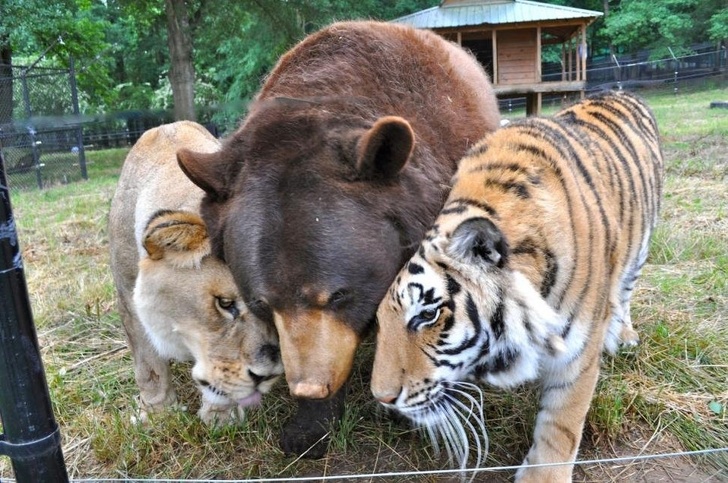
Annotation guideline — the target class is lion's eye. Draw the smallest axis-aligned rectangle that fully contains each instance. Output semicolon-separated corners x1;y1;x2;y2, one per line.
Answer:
408;308;440;331
216;297;240;319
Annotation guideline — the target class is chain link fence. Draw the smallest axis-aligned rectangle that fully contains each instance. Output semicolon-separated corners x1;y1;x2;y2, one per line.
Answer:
0;58;88;190
1;44;725;190
500;43;728;112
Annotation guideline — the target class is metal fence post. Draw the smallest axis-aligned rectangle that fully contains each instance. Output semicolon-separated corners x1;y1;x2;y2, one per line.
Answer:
0;152;68;482
68;56;87;180
19;73;43;190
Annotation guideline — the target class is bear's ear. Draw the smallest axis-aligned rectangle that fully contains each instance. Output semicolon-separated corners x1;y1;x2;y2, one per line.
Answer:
142;210;211;269
177;149;232;201
355;116;414;179
447;217;509;268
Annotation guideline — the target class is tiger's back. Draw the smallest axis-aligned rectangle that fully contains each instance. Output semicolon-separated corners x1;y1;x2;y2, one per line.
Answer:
371;91;663;482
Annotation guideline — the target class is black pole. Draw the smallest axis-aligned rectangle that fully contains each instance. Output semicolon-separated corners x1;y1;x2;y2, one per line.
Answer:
0;152;68;481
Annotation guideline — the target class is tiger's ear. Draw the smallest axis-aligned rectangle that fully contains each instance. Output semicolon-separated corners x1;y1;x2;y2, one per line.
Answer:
447;217;509;268
177;148;234;201
142;210;211;269
356;116;415;179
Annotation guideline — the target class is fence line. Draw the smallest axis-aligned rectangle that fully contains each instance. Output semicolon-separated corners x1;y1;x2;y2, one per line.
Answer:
19;446;722;482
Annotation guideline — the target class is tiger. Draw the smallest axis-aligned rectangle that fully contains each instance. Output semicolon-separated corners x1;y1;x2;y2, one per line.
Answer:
371;91;663;482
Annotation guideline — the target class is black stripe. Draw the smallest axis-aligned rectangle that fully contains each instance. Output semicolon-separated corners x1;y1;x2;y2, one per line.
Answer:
407;262;424;274
446;197;499;219
446;274;461;297
483;178;530;199
466;142;488;157
488;348;520;373
440;204;468;215
491;300;505;340
540;248;559;298
466;161;532;175
465;293;481;333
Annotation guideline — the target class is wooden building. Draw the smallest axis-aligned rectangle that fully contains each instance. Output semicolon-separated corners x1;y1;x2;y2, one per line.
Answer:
394;0;603;115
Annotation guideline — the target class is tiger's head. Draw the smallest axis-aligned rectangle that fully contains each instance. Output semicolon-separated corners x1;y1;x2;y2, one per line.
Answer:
371;211;567;431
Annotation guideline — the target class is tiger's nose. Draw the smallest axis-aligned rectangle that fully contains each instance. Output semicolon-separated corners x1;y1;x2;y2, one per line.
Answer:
248;369;277;385
373;388;401;405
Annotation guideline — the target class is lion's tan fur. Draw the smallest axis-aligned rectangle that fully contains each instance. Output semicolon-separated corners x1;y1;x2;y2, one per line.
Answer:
109;121;282;424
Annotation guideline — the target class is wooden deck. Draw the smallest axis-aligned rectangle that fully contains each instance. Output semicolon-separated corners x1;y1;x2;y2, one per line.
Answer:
493;80;587;115
493;80;585;96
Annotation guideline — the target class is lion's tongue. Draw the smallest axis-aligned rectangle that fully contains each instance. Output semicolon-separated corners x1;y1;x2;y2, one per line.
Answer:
238;391;263;408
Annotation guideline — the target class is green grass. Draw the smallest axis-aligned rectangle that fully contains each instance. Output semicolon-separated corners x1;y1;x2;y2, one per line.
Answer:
1;85;727;481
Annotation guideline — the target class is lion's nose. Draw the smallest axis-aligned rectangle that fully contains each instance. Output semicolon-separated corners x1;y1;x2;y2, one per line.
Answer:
248;369;277;385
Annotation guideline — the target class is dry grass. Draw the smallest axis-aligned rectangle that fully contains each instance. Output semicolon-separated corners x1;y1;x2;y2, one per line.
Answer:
1;85;727;481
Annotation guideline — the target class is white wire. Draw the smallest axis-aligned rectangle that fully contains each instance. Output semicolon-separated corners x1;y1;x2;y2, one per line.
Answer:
20;446;722;482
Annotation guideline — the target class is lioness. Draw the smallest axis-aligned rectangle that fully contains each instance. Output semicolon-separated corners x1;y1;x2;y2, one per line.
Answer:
109;121;283;424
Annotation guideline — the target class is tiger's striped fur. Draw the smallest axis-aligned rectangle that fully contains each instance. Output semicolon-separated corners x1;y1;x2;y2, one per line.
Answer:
371;91;663;482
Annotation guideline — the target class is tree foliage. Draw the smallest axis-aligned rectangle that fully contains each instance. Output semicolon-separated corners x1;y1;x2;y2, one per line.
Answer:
603;0;727;57
1;0;724;127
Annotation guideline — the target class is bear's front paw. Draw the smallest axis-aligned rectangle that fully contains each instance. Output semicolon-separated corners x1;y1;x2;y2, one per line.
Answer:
279;391;347;458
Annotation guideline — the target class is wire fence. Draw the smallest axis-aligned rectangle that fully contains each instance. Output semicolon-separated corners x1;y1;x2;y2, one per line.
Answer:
0;44;725;191
0;42;726;482
501;44;728;113
0;59;88;190
1;447;726;482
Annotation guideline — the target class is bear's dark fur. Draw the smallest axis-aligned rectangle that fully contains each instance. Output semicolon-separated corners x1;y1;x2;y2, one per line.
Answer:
177;20;500;457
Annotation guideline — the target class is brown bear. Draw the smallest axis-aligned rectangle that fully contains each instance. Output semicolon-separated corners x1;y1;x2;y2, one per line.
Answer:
177;20;500;457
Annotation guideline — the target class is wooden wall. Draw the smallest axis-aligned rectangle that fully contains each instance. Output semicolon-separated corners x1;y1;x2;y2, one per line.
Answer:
496;28;538;84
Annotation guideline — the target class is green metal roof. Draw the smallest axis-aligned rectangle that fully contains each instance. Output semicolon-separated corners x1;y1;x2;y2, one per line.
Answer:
393;0;602;29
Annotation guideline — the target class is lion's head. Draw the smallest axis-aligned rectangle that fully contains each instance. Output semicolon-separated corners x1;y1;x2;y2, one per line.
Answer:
133;209;283;423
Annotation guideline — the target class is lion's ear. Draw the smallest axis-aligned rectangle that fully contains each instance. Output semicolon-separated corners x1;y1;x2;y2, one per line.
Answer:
177;148;232;201
142;210;211;269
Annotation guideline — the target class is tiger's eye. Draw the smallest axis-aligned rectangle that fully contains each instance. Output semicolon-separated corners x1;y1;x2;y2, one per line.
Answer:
420;309;438;322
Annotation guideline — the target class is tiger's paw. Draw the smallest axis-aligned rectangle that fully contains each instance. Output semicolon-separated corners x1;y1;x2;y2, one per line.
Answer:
619;326;640;348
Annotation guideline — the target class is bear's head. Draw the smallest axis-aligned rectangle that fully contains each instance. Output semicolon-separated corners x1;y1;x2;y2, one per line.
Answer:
178;98;448;400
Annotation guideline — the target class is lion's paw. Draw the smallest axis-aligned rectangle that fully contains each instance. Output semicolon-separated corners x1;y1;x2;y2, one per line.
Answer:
198;401;245;426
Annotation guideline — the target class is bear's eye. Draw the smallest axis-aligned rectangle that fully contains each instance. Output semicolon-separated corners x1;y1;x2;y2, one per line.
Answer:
248;298;272;323
216;297;240;319
328;290;350;307
408;308;440;331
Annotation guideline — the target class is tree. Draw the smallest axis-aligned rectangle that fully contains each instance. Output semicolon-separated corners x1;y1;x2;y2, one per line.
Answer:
165;0;197;120
0;0;111;123
602;0;723;57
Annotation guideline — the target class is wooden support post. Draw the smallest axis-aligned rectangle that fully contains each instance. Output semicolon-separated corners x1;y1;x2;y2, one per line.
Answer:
526;93;541;116
581;24;587;83
492;29;498;84
536;26;542;82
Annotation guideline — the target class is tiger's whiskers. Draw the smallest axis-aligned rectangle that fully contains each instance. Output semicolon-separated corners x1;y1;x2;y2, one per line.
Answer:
414;381;488;482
